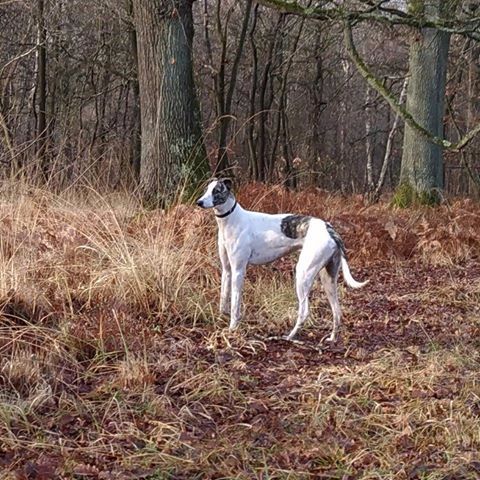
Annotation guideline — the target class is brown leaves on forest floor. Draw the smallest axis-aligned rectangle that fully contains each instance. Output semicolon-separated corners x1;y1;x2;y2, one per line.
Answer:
0;183;479;479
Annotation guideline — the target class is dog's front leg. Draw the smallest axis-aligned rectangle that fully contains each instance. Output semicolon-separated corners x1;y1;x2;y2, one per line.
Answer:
219;242;231;315
229;262;247;330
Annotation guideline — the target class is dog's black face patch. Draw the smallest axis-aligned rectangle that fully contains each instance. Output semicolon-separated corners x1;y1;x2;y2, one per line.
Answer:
281;215;311;239
212;181;231;206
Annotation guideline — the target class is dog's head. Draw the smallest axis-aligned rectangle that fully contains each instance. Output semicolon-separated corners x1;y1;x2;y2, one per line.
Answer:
196;178;233;209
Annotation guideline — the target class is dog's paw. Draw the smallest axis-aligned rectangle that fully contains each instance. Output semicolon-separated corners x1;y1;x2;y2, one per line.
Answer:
228;321;240;331
320;333;337;345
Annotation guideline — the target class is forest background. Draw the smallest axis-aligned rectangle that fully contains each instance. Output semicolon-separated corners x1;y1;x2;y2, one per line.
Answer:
1;0;479;203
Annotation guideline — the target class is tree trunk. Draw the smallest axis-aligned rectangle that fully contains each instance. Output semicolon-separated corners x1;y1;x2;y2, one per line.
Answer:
128;0;141;180
268;15;305;185
133;0;208;207
466;41;480;196
256;14;282;182
215;0;253;175
308;25;324;187
395;0;451;206
246;4;259;180
366;78;408;203
36;0;48;179
364;86;375;193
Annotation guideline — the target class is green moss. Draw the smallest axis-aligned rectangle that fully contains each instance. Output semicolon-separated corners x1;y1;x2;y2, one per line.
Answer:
140;145;210;210
392;183;414;208
391;182;441;208
408;0;425;17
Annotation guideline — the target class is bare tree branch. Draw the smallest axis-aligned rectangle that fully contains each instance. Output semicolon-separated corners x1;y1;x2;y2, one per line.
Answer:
368;77;408;203
256;0;480;35
343;21;480;153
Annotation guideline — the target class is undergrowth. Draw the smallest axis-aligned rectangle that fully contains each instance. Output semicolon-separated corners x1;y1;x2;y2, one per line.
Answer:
0;181;479;479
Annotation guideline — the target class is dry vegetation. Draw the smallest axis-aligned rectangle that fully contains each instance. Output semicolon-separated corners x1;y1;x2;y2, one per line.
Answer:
0;181;479;479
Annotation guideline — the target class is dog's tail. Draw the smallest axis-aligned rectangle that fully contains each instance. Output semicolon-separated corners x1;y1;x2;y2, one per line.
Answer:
326;222;368;289
340;256;368;289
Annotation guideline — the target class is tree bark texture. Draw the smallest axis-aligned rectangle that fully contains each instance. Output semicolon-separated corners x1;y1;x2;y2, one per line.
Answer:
398;0;451;204
133;0;208;206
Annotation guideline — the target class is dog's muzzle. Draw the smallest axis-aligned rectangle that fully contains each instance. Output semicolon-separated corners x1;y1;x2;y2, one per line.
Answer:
196;199;205;208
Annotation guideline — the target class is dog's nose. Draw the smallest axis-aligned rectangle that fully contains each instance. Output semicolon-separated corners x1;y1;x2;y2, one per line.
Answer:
196;199;204;207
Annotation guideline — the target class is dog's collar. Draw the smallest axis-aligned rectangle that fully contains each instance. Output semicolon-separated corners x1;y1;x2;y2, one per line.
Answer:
215;200;237;218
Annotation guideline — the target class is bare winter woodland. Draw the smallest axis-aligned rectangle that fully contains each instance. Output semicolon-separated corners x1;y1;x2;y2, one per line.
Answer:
0;0;479;198
0;1;479;479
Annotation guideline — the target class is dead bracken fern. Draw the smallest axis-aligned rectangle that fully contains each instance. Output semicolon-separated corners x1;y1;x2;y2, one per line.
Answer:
0;180;478;478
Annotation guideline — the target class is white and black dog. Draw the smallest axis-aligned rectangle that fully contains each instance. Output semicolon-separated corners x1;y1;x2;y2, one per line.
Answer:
196;178;367;343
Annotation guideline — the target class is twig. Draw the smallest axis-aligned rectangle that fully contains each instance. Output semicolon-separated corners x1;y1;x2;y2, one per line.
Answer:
256;335;323;354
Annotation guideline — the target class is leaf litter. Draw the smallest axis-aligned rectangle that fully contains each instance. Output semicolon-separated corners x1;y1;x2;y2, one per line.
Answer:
0;183;478;479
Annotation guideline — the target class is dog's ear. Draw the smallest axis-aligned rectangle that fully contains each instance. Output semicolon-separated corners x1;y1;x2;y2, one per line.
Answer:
222;178;233;191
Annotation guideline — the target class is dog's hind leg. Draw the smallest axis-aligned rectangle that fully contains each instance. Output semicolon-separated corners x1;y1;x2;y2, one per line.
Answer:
287;247;328;341
319;253;342;343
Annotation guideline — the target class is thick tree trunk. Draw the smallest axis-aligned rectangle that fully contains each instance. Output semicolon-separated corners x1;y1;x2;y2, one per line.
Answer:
395;0;451;206
133;0;208;207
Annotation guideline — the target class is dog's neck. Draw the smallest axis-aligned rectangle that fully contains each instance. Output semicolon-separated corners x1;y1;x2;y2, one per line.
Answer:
214;195;238;220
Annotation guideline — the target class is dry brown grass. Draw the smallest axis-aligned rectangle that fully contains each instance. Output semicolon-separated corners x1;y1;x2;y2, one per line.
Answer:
0;181;479;479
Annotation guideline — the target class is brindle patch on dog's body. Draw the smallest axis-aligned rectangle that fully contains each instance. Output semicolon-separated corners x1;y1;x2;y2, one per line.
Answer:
281;215;311;239
326;222;347;259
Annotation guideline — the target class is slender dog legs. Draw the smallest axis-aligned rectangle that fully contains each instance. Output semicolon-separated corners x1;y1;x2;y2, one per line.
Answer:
229;264;246;330
319;256;342;342
287;244;328;340
219;242;231;315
